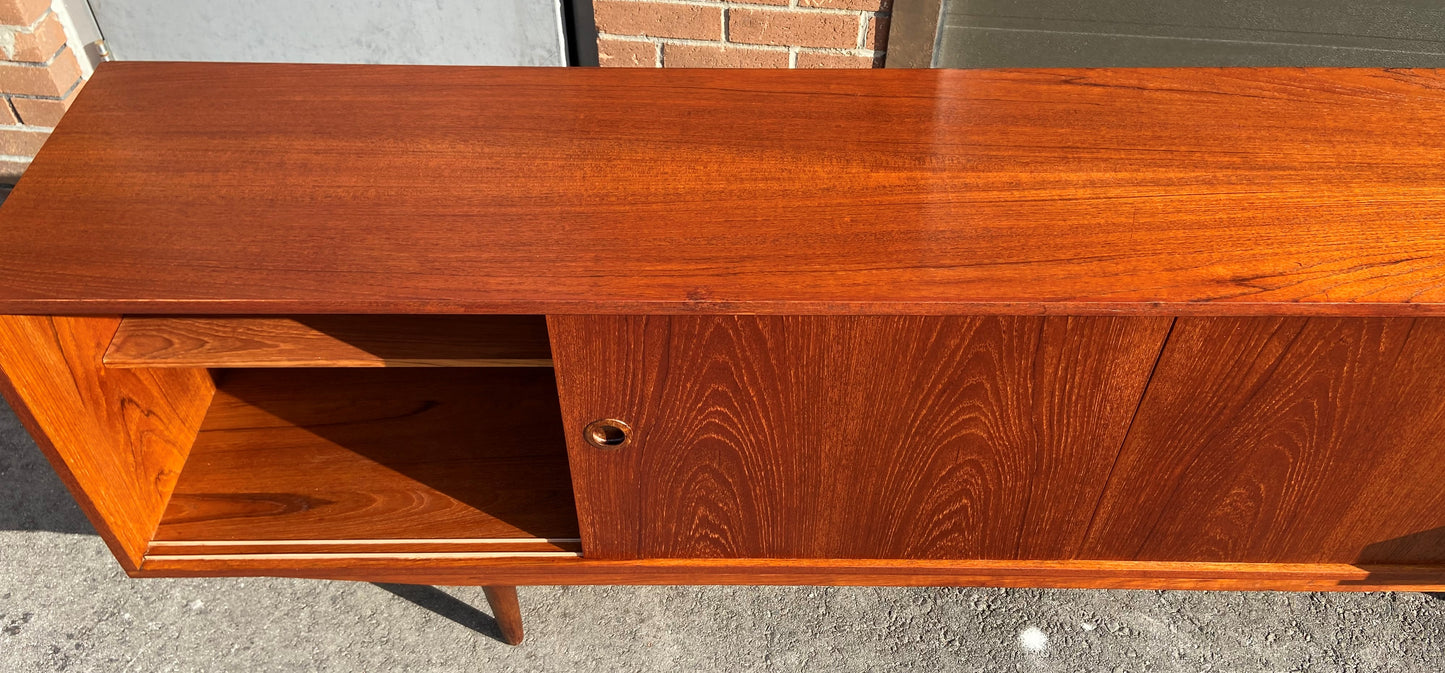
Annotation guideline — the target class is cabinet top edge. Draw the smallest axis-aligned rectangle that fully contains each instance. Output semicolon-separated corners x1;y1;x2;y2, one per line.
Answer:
5;64;1445;312
4;300;1445;318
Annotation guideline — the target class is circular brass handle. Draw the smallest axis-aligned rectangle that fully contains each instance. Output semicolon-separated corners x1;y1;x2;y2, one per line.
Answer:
583;418;632;450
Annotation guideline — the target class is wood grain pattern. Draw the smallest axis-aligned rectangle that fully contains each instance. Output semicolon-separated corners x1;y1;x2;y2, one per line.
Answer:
0;315;214;569
5;65;1445;315
104;315;552;367
550;315;1172;559
483;586;525;645
1082;317;1445;565
131;556;1445;592
153;368;579;549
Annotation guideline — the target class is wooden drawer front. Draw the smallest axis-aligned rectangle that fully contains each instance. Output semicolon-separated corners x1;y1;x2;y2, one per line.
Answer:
549;315;1171;559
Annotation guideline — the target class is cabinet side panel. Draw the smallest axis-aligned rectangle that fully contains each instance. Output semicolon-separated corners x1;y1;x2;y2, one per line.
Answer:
1083;317;1445;564
551;315;1171;560
0;315;215;570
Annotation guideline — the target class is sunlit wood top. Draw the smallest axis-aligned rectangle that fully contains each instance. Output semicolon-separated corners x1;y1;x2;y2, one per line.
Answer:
3;63;1445;315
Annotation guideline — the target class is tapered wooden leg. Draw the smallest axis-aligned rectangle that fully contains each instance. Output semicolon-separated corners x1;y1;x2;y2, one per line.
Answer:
482;586;524;645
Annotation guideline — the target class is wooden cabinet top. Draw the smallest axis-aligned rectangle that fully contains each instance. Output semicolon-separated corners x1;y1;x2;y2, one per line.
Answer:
3;63;1445;315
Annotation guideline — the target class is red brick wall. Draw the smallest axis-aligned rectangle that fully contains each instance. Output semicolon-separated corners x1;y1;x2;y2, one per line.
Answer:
1;0;83;181
595;0;891;68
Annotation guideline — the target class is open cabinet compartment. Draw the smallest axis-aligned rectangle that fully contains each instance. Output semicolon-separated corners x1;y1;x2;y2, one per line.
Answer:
123;315;581;563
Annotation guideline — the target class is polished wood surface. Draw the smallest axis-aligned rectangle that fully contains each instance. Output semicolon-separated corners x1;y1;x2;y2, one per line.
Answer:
105;315;553;368
5;64;1445;315
3;62;1445;604
550;315;1171;559
131;557;1445;592
0;315;214;569
154;368;579;554
1085;317;1445;564
554;314;1445;568
482;586;524;646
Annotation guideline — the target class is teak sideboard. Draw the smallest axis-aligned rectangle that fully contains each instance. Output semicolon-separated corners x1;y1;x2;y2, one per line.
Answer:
3;63;1445;645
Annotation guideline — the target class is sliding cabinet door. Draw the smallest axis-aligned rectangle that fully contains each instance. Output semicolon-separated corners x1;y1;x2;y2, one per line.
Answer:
549;315;1170;560
1085;317;1445;565
553;315;1445;566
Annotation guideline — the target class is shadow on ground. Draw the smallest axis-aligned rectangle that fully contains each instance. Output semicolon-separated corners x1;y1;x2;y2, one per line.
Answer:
372;584;511;644
0;402;94;535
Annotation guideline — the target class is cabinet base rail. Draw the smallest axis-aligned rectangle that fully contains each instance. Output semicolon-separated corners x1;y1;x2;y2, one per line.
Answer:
132;557;1445;593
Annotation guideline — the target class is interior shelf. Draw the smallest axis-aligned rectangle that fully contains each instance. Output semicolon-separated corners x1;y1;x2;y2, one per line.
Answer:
149;367;580;558
104;315;553;368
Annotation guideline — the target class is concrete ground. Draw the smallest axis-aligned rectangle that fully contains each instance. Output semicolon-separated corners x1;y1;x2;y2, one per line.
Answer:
2;402;1444;671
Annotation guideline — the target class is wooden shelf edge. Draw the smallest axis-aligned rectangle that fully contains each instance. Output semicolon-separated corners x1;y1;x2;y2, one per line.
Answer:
131;557;1445;592
148;538;584;546
148;538;582;555
105;358;555;368
103;315;554;369
26;300;1445;319
146;552;583;562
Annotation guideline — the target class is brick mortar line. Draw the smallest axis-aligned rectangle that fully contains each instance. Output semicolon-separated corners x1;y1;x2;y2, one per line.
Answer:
39;41;66;64
786;44;879;55
6;76;83;103
809;48;876;53
0;9;52;33
6;89;73;102
600;32;879;56
1;41;71;69
0;123;52;132
597;33;664;42
657;36;791;51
